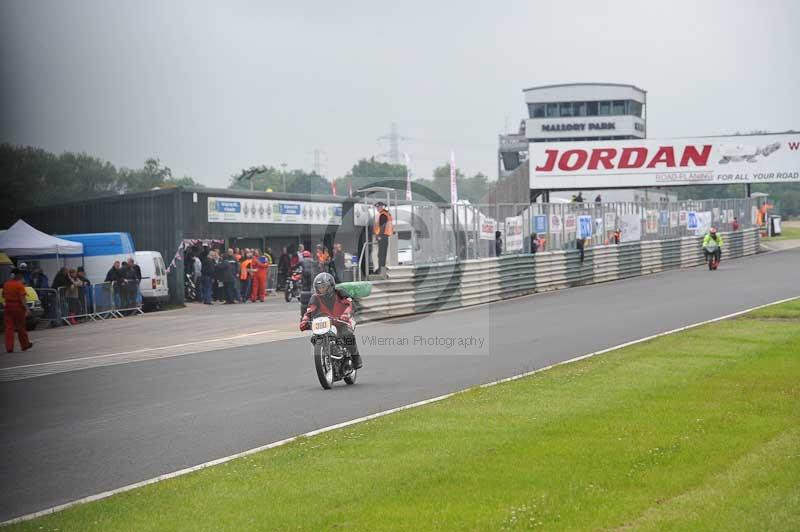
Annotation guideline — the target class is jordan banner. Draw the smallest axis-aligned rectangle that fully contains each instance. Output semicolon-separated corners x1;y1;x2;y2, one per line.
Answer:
530;133;800;189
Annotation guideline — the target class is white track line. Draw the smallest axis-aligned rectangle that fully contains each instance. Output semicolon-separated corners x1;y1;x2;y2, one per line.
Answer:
3;294;799;526
3;330;282;371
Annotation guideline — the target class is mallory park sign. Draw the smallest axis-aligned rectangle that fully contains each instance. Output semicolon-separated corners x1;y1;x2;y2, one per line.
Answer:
541;122;615;132
529;132;800;189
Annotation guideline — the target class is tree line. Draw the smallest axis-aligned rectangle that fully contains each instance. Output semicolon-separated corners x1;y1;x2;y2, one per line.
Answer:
228;157;493;205
0;142;203;217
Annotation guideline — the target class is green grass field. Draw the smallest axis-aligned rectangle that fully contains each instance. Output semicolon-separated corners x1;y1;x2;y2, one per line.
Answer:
7;300;800;531
765;225;800;241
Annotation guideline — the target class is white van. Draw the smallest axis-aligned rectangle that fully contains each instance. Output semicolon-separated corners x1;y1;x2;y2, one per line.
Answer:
134;251;169;309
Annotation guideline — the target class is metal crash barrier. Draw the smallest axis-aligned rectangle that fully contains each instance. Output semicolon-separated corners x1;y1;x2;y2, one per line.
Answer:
31;281;143;327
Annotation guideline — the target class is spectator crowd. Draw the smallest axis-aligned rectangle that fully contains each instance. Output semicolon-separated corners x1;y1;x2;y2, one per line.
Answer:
184;242;347;306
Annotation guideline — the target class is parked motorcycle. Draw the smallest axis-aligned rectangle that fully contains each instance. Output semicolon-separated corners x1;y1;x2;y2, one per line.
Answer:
184;273;197;301
309;315;357;389
284;268;302;302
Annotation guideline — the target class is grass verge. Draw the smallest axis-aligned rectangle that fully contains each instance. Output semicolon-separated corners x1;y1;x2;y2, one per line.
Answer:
765;225;800;241
7;301;800;531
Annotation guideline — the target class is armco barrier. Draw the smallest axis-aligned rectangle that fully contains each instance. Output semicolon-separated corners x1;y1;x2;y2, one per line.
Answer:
355;228;760;323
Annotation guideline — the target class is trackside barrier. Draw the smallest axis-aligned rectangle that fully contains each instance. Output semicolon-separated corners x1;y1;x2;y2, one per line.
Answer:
57;286;95;325
354;228;760;323
92;282;116;319
33;283;146;327
112;281;144;317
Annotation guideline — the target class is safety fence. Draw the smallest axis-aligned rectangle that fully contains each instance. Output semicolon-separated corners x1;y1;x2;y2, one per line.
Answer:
401;197;767;264
354;227;760;323
34;281;143;327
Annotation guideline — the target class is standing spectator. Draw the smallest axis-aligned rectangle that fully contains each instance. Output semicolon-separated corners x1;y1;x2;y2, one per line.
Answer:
52;266;69;291
594;194;602;203
76;267;92;315
612;229;621;245
333;242;345;282
30;267;50;289
105;260;124;308
249;250;268;302
296;244;305;266
732;217;740;231
298;250;315;317
118;261;132;309
240;252;253;302
201;251;215;305
3;268;32;353
17;262;32;285
575;192;584;203
531;233;540;254
127;257;142;308
212;251;225;302
64;269;84;324
277;246;290;290
495;231;503;257
315;244;329;271
222;249;238;304
373;201;393;274
264;247;274;265
576;237;586;263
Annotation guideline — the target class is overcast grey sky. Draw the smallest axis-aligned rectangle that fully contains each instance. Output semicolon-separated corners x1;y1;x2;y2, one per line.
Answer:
1;0;798;188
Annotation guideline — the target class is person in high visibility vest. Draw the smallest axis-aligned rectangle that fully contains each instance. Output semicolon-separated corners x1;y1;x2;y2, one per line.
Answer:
3;268;33;353
240;252;253;302
249;250;269;302
373;201;393;274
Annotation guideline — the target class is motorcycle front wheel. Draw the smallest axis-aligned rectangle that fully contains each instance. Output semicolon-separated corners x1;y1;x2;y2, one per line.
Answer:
314;339;334;389
284;285;293;302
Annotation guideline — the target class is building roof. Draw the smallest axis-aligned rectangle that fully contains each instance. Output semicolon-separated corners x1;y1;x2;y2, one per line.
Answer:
522;82;647;94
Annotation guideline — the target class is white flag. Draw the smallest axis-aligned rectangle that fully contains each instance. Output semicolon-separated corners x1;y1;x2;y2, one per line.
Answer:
403;152;412;201
449;150;458;204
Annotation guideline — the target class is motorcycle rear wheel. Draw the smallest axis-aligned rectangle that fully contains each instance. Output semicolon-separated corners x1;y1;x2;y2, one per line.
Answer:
284;285;292;302
314;339;334;389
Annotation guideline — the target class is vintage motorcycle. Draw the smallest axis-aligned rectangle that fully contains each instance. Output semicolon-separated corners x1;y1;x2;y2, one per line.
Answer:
310;315;357;390
704;241;720;271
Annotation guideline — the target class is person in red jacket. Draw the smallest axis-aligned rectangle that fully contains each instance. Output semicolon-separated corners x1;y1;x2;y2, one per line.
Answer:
249;250;269;302
299;272;362;369
3;268;33;353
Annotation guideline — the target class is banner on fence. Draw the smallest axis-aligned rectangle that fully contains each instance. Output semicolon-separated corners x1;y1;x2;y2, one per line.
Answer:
669;211;679;227
533;215;547;234
687;211;699;230
564;214;577;233
679;210;688;226
645;210;659;234
549;214;562;233
620;214;642;242
696;211;713;235
604;212;616;230
505;216;524;251
578;215;593;239
479;217;497;240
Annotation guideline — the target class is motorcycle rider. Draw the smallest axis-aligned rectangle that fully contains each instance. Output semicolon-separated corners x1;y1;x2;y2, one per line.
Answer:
702;227;723;266
298;250;315;317
299;272;363;370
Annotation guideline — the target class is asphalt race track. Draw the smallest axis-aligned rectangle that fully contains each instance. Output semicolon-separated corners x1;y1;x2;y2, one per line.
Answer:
1;249;798;521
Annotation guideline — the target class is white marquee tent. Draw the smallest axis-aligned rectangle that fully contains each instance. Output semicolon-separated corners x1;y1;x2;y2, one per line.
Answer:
0;220;83;257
